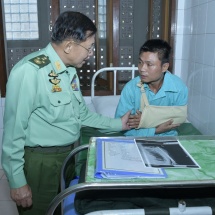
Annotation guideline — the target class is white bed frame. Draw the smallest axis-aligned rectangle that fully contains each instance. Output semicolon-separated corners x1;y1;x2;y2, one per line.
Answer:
91;65;138;98
84;65;138;118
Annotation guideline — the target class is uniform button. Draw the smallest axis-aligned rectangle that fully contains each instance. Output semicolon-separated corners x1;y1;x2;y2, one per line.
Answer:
58;100;61;103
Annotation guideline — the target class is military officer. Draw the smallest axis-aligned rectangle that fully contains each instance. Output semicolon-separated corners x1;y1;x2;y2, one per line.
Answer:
2;11;131;215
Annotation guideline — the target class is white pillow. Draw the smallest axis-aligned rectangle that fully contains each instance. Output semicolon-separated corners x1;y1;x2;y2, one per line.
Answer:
92;95;120;118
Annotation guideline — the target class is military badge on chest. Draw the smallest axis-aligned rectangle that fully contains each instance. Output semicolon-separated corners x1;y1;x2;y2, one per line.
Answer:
71;74;79;91
49;70;62;92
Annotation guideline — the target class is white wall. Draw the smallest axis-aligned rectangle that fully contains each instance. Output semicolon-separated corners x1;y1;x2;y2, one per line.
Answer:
173;0;215;135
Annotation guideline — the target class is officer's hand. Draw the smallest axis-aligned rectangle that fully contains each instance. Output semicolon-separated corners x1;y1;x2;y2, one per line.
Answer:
127;110;142;128
121;111;131;130
155;119;180;134
11;184;32;208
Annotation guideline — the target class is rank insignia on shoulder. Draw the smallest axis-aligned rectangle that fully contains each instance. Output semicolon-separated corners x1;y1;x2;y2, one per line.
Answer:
71;74;79;91
29;54;50;68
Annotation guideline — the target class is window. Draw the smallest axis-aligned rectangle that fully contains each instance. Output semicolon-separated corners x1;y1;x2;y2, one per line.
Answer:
2;0;50;73
3;0;39;40
98;0;106;39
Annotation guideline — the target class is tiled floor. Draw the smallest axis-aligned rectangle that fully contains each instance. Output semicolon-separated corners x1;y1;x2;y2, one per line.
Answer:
0;169;19;215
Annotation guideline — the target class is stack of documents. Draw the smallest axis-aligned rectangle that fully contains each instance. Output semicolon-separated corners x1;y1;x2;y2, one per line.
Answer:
94;137;199;179
95;138;167;179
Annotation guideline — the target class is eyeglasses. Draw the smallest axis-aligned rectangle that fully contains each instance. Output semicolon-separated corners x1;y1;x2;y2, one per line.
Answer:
72;41;95;54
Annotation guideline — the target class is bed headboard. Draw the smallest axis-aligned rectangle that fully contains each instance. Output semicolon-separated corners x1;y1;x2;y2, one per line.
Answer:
91;65;138;98
90;65;138;118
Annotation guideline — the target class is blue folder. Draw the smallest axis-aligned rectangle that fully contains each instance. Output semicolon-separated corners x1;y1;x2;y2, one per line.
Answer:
94;138;167;179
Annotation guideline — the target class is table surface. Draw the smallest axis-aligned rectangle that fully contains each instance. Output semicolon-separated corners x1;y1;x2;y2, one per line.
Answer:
85;135;215;187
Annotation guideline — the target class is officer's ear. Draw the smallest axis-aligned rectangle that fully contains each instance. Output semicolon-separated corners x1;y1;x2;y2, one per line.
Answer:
64;41;72;54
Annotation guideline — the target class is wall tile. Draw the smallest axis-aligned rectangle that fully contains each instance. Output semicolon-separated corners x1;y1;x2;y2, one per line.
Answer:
177;0;185;10
196;3;207;34
179;60;189;83
210;68;215;99
194;34;205;64
198;95;211;131
182;34;192;60
186;62;196;89
191;63;203;92
174;35;183;60
189;35;197;61
191;0;201;7
187;114;201;131
185;1;194;9
183;8;192;34
176;0;215;135
200;65;213;97
206;1;215;33
189;88;201;119
198;0;211;6
190;6;198;34
176;9;184;35
207;99;215;133
173;59;182;77
203;34;215;66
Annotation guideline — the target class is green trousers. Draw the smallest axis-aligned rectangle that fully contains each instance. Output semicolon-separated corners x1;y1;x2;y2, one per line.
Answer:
18;147;75;215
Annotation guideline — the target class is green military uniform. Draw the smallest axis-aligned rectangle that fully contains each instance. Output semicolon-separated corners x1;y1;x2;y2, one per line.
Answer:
2;43;122;214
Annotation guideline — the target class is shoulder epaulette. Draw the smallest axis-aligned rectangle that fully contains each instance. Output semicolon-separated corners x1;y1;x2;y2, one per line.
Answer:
29;54;50;68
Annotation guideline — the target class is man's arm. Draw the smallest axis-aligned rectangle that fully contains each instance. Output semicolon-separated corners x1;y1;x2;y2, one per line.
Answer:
2;63;37;206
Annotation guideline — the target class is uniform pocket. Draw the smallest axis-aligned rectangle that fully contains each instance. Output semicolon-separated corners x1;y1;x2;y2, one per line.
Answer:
48;92;71;107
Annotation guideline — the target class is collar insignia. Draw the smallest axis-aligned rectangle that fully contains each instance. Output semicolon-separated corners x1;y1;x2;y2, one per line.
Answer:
55;61;61;70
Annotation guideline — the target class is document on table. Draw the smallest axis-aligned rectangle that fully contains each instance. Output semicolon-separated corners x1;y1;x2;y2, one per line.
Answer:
95;138;167;179
135;139;200;168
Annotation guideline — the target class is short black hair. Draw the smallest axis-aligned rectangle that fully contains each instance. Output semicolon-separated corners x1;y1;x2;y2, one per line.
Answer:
51;11;97;44
139;39;171;64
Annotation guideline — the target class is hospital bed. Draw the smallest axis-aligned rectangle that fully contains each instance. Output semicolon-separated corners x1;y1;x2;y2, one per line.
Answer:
47;135;215;215
46;66;203;215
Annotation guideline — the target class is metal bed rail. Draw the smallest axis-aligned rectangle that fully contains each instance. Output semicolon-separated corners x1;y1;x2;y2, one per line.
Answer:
91;65;138;98
60;144;89;215
47;179;215;215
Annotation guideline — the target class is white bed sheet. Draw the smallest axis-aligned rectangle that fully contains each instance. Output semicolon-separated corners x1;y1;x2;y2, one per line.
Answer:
84;95;120;118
